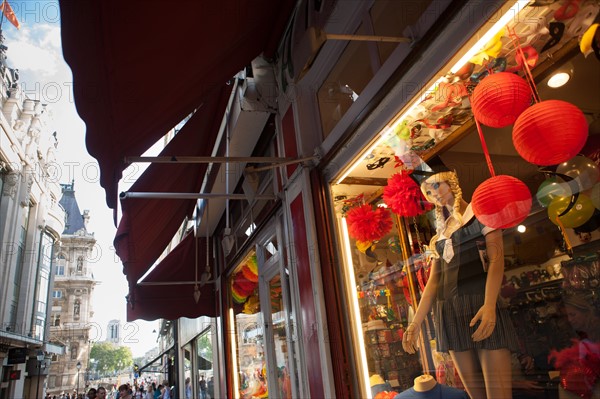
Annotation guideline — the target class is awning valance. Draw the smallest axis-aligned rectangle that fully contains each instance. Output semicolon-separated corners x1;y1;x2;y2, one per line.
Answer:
127;233;217;322
114;84;231;287
59;0;296;209
139;345;175;373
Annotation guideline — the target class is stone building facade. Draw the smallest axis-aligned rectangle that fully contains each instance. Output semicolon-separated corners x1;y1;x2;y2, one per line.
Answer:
0;41;66;399
46;183;97;397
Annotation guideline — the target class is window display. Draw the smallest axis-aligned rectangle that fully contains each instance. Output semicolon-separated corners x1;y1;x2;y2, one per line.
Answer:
230;251;269;399
401;159;518;399
328;1;600;397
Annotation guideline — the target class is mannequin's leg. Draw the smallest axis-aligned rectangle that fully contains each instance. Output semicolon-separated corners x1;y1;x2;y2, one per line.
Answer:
479;348;512;399
450;350;486;399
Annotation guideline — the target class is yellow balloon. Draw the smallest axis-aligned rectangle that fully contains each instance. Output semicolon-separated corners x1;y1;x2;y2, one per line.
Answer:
548;194;595;228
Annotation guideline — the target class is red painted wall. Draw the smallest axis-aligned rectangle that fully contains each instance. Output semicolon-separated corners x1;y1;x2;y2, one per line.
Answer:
290;193;325;398
281;108;299;178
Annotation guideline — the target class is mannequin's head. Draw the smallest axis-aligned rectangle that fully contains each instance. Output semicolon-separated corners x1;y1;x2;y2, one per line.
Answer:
419;170;466;257
420;170;461;208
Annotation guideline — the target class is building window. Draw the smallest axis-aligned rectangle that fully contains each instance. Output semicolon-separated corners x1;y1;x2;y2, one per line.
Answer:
52;290;62;298
52;314;61;327
56;253;66;275
11;203;32;327
33;318;44;340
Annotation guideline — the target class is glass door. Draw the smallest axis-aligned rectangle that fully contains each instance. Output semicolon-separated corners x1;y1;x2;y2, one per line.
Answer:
257;221;298;399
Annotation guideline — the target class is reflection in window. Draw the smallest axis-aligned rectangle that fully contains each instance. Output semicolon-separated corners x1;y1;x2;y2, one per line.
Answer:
230;251;268;399
196;328;214;398
317;22;374;139
317;1;434;139
269;274;292;398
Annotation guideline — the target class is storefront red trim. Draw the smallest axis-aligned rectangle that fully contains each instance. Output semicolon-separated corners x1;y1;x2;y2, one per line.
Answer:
114;84;231;288
59;0;296;209
127;233;217;322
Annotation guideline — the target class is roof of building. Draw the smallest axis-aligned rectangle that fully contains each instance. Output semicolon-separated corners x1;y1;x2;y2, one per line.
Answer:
59;181;86;235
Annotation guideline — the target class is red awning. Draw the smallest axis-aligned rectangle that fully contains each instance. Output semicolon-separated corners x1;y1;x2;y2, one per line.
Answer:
59;0;295;209
127;233;217;322
114;84;232;287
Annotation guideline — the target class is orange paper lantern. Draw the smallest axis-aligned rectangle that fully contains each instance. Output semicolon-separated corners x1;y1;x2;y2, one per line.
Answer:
471;72;531;128
472;175;532;229
512;100;588;166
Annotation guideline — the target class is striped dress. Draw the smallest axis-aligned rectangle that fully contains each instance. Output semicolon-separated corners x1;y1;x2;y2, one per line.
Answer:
433;216;519;353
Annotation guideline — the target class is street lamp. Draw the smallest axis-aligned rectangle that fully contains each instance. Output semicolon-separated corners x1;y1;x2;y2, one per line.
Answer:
76;361;82;397
35;350;44;399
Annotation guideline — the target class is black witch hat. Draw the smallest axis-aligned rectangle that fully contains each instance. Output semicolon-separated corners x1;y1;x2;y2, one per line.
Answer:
411;155;451;184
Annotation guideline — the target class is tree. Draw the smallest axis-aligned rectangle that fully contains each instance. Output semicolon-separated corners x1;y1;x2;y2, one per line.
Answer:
90;342;133;375
197;333;212;359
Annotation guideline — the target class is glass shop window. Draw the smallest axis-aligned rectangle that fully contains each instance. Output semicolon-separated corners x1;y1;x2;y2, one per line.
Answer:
369;0;432;65
317;21;373;139
229;251;269;399
183;345;193;398
196;328;214;397
317;0;436;139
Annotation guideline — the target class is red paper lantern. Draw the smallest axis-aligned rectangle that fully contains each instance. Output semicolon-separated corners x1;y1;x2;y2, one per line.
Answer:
512;100;588;166
472;175;532;229
471;72;531;128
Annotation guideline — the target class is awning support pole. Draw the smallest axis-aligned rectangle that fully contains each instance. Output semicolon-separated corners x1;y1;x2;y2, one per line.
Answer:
120;192;277;200
125;156;314;164
138;281;216;286
325;33;412;43
244;156;318;172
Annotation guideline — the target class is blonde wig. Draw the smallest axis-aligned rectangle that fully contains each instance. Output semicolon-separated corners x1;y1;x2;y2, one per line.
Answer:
420;170;464;258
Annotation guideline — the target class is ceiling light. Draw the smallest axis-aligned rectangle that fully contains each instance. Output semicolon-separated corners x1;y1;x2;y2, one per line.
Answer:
517;224;526;233
547;72;571;88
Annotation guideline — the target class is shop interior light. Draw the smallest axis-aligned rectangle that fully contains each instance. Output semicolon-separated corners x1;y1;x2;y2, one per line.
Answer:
335;2;528;186
450;0;530;74
547;72;571;88
546;62;574;88
517;224;526;233
334;99;421;185
340;217;373;398
229;307;240;399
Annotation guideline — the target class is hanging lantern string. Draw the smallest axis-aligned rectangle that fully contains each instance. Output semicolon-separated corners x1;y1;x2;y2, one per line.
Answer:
507;26;541;104
473;112;496;177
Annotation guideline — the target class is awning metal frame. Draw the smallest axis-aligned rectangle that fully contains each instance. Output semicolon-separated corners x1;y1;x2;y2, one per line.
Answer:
125;155;316;165
138;280;216;286
120;192;278;200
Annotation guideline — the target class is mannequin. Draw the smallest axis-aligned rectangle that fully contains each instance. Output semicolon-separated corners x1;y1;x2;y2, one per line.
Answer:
394;375;468;398
401;162;518;399
414;375;437;392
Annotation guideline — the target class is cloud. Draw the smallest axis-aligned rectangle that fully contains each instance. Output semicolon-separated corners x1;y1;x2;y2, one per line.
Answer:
5;24;60;76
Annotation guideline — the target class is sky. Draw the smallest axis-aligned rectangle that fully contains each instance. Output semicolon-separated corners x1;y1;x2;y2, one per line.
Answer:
2;1;158;358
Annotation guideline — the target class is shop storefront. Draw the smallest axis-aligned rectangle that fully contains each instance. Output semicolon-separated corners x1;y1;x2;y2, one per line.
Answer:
179;318;218;399
311;1;600;398
59;0;600;398
227;227;298;399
